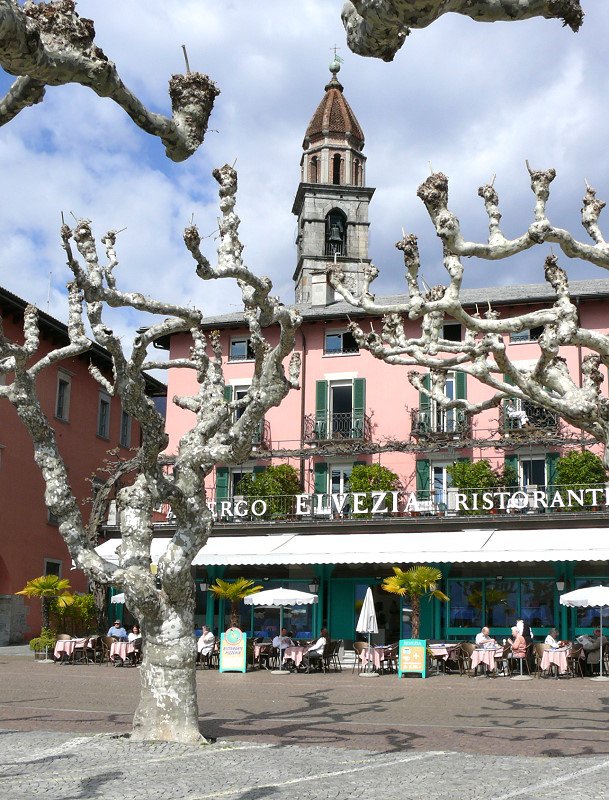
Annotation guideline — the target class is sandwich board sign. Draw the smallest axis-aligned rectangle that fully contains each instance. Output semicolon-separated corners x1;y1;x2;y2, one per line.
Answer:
397;638;427;678
219;627;247;673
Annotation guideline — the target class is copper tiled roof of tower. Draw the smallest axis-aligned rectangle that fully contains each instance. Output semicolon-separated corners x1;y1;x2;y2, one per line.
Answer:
304;78;364;147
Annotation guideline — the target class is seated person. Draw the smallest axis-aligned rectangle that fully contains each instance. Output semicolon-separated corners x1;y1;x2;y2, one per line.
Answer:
509;626;527;658
544;628;566;648
475;626;496;646
197;625;216;662
302;628;328;672
128;624;141;643
107;620;128;640
272;628;294;662
577;628;607;665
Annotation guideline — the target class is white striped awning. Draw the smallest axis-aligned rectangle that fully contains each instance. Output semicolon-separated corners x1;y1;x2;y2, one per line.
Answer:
95;527;609;567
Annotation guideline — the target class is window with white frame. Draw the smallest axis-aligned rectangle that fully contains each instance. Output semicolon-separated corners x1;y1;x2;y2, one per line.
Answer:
510;325;544;344
234;386;249;420
520;456;546;488
231;467;254;496
324;329;359;355
97;392;111;438
229;337;255;362
55;371;71;421
432;463;453;507
120;408;131;448
430;372;455;432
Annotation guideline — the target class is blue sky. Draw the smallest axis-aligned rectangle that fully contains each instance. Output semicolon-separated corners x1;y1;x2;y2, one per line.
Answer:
1;1;608;337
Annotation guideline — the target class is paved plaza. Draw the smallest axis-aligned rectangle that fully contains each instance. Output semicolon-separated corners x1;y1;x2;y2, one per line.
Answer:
1;651;609;798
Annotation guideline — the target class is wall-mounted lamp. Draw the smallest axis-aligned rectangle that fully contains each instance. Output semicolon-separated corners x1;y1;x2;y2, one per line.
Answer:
556;577;565;592
199;581;208;592
308;577;320;593
496;576;503;581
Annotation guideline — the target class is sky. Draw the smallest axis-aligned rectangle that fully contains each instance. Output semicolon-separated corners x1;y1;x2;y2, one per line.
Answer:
1;1;609;339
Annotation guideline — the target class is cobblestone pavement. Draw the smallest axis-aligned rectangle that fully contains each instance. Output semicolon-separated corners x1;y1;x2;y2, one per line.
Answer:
1;654;609;798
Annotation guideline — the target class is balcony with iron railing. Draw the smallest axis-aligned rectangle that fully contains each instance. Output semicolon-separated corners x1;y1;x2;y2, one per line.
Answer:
410;408;472;441
252;418;271;450
500;401;560;437
303;412;371;443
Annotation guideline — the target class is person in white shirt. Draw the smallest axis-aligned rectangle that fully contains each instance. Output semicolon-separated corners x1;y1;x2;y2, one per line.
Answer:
544;628;563;648
127;625;141;643
302;628;328;672
272;628;294;661
475;627;495;646
197;625;216;661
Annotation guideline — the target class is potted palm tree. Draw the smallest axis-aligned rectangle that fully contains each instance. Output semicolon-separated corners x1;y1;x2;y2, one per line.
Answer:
209;577;263;629
16;575;74;661
381;565;449;638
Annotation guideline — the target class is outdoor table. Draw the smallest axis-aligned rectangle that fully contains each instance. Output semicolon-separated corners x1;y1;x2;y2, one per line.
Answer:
283;645;308;668
428;643;462;674
471;646;503;673
360;645;391;671
54;637;90;662
540;647;570;677
110;641;135;664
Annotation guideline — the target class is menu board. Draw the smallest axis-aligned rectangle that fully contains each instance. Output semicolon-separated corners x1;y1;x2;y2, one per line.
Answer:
219;627;247;673
397;638;427;678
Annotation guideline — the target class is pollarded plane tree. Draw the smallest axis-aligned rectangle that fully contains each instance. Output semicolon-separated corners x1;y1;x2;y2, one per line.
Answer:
0;164;301;743
341;0;585;61
329;165;609;465
0;0;219;161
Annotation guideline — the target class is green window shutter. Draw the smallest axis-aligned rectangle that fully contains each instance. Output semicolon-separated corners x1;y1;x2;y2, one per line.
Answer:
455;371;467;400
216;467;229;501
253;466;265;475
315;380;328;439
504;455;519;485
419;373;431;431
353;460;366;468
416;459;430;501
546;452;559;492
352;378;366;437
314;462;328;494
224;386;233;402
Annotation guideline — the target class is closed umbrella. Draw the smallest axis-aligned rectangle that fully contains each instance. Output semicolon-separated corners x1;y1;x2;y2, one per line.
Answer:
560;585;609;681
356;587;378;677
244;587;318;675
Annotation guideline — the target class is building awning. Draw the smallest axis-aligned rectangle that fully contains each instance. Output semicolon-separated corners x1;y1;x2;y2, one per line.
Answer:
95;527;609;567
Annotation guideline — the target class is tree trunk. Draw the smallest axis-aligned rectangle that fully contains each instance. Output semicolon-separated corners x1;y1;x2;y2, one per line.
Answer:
91;580;109;635
41;597;50;631
131;605;205;744
411;595;421;639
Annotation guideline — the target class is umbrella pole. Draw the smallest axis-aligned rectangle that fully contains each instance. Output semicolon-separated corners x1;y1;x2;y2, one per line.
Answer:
271;605;291;676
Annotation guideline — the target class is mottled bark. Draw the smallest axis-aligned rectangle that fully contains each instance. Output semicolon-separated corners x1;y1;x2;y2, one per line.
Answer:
329;166;609;465
342;0;583;60
0;165;300;741
0;1;219;161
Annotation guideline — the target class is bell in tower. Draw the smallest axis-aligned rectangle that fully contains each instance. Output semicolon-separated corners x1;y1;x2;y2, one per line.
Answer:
292;59;375;306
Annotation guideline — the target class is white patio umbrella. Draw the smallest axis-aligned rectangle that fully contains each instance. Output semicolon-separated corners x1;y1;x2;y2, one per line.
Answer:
356;587;378;678
110;593;125;604
244;587;318;675
560;585;609;681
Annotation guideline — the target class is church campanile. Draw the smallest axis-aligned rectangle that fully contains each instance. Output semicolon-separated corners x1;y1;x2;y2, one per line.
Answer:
292;58;375;305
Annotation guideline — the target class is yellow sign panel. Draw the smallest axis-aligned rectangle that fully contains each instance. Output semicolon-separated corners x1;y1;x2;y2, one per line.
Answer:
398;638;427;678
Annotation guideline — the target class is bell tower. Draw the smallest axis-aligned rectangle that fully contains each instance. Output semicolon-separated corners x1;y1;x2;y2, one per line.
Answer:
292;59;375;305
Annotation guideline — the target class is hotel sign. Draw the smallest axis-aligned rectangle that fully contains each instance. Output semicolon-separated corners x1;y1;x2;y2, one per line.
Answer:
208;487;609;519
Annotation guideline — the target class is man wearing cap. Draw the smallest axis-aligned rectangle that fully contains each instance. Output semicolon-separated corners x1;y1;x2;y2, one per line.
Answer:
107;620;128;640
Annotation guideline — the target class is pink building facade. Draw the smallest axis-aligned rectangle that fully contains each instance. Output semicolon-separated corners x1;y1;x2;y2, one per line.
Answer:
160;63;609;648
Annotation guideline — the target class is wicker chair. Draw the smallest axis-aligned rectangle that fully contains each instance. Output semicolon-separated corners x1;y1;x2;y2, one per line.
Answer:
352;641;368;674
460;642;476;675
567;644;584;678
533;642;547;677
100;635;117;666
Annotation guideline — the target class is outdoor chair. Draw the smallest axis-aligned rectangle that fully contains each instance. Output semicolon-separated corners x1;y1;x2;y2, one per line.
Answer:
533;642;547;677
446;643;465;675
100;636;117;666
460;642;476;675
380;643;398;674
129;637;143;666
508;646;532;676
351;641;368;674
325;640;342;672
72;636;97;665
567;644;584;678
495;643;512;677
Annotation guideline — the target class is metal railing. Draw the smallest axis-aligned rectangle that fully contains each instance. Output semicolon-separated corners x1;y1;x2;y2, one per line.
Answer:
500;401;560;434
410;408;472;440
303;412;371;442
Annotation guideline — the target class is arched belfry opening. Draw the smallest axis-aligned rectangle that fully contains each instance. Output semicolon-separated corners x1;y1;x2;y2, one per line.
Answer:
332;154;342;185
325;209;347;257
309;155;319;183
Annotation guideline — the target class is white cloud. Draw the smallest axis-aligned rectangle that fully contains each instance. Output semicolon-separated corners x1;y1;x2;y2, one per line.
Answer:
1;0;608;332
